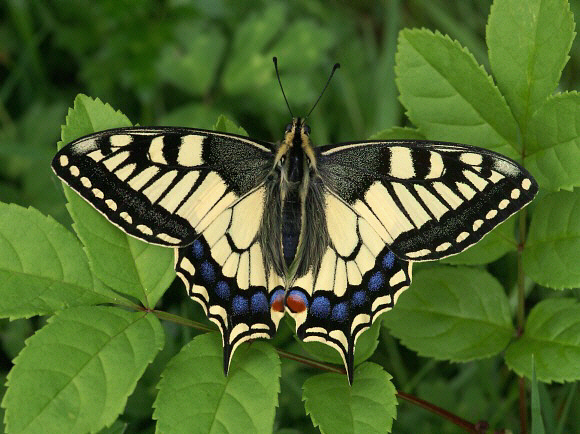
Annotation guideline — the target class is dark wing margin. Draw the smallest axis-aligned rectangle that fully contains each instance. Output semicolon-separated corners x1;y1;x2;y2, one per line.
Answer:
52;127;274;247
316;140;538;261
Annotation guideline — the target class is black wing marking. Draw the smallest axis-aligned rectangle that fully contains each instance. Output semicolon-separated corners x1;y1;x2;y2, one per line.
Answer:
174;186;286;374
285;191;412;384
317;140;538;261
52;127;274;246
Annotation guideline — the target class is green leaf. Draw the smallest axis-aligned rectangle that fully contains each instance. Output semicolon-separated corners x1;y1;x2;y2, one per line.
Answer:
505;298;580;383
213;115;248;136
2;306;164;433
0;202;114;319
298;317;383;368
442;215;516;265
395;28;519;158
523;189;580;289
531;355;546;434
525;92;580;191
58;95;175;307
153;332;280;433
368;127;425;141
487;0;575;132
303;363;397;434
383;266;514;361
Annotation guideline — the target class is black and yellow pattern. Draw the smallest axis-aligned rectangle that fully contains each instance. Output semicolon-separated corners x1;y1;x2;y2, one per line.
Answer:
52;117;537;383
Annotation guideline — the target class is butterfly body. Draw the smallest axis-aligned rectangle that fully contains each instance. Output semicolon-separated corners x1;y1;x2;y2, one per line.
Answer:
52;116;537;383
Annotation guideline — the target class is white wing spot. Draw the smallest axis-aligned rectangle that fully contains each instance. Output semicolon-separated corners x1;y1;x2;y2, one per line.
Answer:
137;224;153;236
456;232;469;243
473;219;484;231
486;209;497;220
157;233;180;244
459;152;483;166
69;165;80;177
435;242;451;252
92;188;104;199
105;199;117;211
59;155;69;166
80;177;91;188
120;211;132;224
110;134;133;147
511;188;521;199
522;178;532;190
498;199;509;210
406;249;431;258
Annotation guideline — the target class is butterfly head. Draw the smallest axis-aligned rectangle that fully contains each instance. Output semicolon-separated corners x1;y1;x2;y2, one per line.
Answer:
277;118;316;181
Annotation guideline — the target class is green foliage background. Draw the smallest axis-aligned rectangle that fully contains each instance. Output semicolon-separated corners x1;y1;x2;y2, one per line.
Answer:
1;0;579;432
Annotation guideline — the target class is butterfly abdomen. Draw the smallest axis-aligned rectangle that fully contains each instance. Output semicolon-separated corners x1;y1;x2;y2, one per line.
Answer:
282;187;302;268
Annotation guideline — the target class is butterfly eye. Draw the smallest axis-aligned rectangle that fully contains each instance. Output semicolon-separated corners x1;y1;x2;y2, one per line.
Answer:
303;125;311;135
285;123;292;133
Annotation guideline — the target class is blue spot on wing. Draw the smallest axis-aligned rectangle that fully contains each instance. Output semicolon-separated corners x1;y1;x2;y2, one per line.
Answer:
200;261;215;283
352;290;367;307
232;296;249;316
310;296;331;318
331;302;348;322
368;271;384;292
192;240;204;259
251;292;268;313
382;251;395;269
215;281;230;299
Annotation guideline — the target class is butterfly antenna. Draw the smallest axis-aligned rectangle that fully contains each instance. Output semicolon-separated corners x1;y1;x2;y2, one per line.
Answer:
305;62;340;121
273;57;293;117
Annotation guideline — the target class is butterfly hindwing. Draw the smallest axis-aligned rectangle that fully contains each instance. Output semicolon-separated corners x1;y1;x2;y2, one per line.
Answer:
175;186;286;373
52;127;274;247
286;191;412;383
317;140;538;261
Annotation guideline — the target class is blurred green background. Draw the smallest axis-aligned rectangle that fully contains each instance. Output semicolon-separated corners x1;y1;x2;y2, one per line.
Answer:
1;1;580;432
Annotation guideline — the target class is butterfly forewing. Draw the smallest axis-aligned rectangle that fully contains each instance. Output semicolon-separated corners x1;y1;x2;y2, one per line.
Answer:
316;140;538;261
52;127;274;247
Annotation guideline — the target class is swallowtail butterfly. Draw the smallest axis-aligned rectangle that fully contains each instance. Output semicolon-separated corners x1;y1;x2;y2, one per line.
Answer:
52;60;538;384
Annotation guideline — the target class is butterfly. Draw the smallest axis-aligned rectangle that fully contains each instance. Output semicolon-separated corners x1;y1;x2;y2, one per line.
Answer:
52;61;538;384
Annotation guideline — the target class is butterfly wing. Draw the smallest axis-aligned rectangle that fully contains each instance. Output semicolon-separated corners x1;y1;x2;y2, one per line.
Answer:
316;140;538;261
52;127;274;246
53;127;286;372
287;139;537;383
285;189;412;383
174;184;286;374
